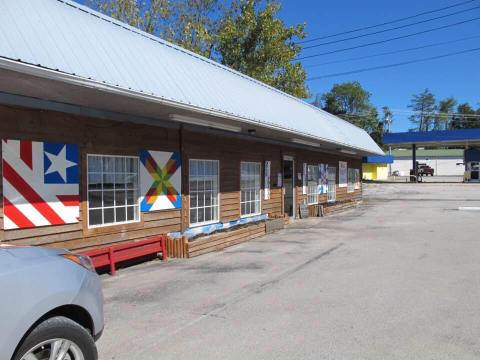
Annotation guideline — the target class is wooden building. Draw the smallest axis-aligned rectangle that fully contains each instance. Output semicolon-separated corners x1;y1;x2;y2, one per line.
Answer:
0;0;383;258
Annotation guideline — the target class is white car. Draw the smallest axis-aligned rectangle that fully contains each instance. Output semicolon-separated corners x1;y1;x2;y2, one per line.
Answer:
0;245;104;360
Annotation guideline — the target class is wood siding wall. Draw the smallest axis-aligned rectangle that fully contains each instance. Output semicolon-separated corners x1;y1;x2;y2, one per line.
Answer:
0;105;363;251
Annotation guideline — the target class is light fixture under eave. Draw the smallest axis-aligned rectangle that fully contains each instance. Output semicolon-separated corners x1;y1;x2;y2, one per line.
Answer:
292;138;321;147
339;149;357;155
169;114;242;133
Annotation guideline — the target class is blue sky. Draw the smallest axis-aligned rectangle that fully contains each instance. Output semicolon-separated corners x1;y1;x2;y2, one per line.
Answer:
279;0;480;131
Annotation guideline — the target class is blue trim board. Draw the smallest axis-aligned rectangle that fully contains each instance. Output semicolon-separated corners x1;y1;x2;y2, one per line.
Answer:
383;129;480;146
363;155;394;164
168;214;268;239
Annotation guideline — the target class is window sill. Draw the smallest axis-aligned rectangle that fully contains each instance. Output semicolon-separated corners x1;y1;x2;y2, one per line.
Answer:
189;220;220;228
83;219;143;237
240;212;262;219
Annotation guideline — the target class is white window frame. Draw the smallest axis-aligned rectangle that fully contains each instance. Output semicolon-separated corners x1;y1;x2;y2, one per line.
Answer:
87;154;140;228
347;168;356;193
307;165;319;205
240;161;262;217
189;159;220;227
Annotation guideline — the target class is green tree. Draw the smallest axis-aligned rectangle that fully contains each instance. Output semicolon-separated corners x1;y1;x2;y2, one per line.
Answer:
382;106;393;133
437;97;457;130
216;0;308;98
164;0;222;57
317;82;383;144
408;89;436;131
87;0;170;33
451;103;478;129
85;0;309;98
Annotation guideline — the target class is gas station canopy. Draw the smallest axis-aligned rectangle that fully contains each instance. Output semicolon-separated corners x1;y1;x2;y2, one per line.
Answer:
383;129;480;148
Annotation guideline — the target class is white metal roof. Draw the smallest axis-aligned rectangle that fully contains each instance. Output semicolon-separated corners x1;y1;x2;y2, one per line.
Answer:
0;0;383;155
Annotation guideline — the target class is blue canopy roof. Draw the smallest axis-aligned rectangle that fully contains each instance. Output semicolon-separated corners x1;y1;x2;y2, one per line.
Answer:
383;129;480;147
363;155;394;164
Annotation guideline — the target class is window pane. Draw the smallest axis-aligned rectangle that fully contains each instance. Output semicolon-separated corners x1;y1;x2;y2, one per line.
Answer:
88;156;102;173
116;207;126;222
103;191;114;207
103;208;115;224
205;192;212;206
103;157;115;173
190;193;197;208
190;209;197;224
88;191;102;208
126;158;137;173
190;179;198;192
115;157;125;173
115;190;126;206
204;207;212;222
115;173;125;188
88;173;102;190
126;206;135;221
125;174;137;189
190;160;198;176
89;209;102;226
126;190;136;205
103;173;114;190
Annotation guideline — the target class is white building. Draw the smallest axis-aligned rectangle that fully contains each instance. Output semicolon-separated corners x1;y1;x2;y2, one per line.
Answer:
391;149;464;176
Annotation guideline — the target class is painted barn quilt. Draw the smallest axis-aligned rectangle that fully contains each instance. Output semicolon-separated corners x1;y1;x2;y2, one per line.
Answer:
2;139;80;229
139;150;182;212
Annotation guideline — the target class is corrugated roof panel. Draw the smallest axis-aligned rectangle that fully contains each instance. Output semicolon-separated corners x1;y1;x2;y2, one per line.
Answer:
0;0;383;155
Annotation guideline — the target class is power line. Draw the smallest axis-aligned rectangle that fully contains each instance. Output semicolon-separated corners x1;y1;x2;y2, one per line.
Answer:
299;0;478;44
297;16;480;60
390;109;480;117
307;46;480;80
304;35;480;68
302;5;480;49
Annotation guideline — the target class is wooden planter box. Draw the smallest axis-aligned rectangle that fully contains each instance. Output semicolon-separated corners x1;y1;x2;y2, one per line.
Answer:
187;222;266;258
265;218;285;234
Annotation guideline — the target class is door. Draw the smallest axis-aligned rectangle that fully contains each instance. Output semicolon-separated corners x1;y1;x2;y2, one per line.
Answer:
283;158;295;217
327;167;336;203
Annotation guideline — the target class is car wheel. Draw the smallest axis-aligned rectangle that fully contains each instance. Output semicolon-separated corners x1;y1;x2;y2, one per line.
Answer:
14;316;97;360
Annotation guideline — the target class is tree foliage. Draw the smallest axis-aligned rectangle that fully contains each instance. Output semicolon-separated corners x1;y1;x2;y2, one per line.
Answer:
86;0;308;97
408;89;437;131
436;97;457;130
217;0;308;97
407;90;479;130
317;81;384;145
450;102;479;129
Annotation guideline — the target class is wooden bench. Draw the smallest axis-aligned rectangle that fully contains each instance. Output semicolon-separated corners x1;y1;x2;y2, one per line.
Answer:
82;236;168;275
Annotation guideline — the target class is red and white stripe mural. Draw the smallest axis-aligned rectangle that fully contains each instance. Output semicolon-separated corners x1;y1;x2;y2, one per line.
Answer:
2;139;80;229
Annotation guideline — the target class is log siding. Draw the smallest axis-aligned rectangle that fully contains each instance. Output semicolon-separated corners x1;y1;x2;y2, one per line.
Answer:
0;104;363;254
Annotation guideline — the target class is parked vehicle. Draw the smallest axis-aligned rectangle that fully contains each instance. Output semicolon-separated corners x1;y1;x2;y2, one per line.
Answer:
0;245;104;360
410;163;434;177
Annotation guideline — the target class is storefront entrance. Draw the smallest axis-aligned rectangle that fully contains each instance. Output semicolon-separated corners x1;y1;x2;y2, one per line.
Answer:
283;157;295;217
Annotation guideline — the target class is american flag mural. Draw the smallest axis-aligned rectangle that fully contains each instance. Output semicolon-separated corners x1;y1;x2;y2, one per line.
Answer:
139;150;181;212
2;139;80;230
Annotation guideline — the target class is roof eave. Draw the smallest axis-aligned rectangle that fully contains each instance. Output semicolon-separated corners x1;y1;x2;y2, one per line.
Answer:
0;57;383;156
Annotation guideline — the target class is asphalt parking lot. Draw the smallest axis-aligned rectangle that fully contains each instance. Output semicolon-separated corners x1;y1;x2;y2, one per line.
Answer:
98;183;480;360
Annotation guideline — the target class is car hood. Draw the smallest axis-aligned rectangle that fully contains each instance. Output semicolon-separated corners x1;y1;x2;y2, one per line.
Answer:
0;244;68;259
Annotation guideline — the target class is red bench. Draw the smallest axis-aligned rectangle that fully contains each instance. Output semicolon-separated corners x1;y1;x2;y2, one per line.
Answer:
82;236;168;275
